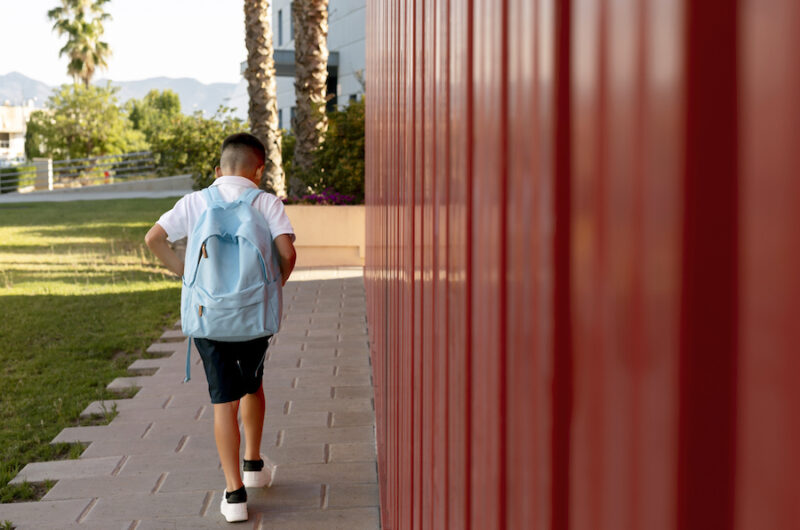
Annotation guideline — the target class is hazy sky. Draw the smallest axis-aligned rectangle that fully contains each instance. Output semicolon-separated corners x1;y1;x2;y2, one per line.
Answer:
1;0;253;86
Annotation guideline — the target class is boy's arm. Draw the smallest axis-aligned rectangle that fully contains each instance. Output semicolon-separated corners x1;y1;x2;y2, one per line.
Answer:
144;224;184;277
274;234;296;286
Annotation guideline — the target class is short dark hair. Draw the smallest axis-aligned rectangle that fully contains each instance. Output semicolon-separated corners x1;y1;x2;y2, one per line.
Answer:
220;133;266;166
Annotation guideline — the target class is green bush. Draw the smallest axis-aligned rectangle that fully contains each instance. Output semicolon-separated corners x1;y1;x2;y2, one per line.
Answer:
283;99;365;202
147;107;246;189
0;165;35;195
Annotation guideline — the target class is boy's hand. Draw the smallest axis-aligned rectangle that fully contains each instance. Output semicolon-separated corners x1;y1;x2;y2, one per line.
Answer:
274;234;296;286
144;224;185;277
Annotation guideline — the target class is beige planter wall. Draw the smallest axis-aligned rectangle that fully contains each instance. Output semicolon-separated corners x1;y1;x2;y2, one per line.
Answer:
284;205;365;267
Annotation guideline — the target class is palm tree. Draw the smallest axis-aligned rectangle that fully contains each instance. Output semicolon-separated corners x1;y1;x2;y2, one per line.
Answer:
244;0;285;196
291;0;329;194
48;0;112;87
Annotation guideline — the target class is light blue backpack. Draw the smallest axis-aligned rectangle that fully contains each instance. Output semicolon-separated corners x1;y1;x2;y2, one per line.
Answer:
180;186;282;381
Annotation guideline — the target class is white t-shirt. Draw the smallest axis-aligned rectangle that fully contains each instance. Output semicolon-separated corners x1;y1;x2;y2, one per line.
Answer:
156;175;295;243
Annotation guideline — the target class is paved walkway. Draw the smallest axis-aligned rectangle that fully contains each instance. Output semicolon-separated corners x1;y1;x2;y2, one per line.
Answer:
0;268;379;529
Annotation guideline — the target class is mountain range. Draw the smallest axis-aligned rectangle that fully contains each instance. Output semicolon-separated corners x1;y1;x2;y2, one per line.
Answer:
0;72;242;117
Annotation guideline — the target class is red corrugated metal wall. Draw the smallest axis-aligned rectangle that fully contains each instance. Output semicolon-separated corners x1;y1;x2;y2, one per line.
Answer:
364;1;800;529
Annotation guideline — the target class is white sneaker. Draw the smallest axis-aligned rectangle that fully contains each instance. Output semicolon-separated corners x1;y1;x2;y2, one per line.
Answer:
242;453;275;488
220;488;248;522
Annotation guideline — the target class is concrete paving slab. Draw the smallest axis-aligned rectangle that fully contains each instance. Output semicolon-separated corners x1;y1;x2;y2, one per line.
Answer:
9;456;123;484
280;426;375;446
297;355;372;368
80;437;189;458
333;386;377;400
246;482;322;510
51;423;151;443
146;342;184;355
328;443;378;463
157;469;226;493
327;483;381;508
264;444;327;466
263;411;330;428
135;516;233;529
274;462;378;484
115;453;221;477
331;411;377;427
288;398;374;414
132;384;210;399
82;491;209;523
159;329;186;342
296;374;372;387
255;507;380;529
80;396;172;417
264;386;337;401
0;499;94;529
107;405;206;423
336;366;376;378
42;473;163;501
127;358;172;371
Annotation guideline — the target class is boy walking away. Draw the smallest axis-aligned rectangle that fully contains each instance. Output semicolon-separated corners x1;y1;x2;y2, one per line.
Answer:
144;133;297;522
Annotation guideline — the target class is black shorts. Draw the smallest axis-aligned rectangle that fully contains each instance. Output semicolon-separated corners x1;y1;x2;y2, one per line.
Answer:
193;336;271;404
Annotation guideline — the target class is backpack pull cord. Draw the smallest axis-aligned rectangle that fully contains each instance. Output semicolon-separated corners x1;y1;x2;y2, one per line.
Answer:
183;338;192;383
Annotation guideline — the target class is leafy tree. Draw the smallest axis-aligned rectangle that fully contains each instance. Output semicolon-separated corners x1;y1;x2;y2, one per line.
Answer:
282;99;364;202
25;84;146;160
126;89;181;144
48;0;112;87
148;107;246;189
244;0;284;196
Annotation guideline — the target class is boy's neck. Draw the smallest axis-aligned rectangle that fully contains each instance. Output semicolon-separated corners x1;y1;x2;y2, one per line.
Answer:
216;173;260;186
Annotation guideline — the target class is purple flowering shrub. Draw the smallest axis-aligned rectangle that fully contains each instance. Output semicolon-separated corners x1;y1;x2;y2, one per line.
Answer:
282;188;358;205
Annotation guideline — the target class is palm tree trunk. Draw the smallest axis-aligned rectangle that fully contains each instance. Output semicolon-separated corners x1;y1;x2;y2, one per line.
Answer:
292;0;329;195
244;0;285;196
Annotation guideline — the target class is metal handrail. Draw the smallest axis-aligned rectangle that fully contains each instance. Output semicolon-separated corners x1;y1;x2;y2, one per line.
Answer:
0;151;159;193
50;151;152;165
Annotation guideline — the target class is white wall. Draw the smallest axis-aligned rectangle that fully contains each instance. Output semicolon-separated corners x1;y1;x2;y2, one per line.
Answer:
273;0;366;130
232;0;366;128
8;132;25;158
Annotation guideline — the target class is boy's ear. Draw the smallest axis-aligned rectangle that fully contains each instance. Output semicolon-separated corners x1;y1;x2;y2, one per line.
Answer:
215;166;223;178
254;165;265;185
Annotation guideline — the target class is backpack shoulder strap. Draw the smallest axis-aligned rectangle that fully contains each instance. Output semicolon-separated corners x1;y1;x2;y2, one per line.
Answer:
236;188;263;206
202;186;224;206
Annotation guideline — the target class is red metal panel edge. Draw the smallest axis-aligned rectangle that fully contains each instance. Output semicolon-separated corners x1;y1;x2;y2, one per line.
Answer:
677;1;739;529
737;1;800;528
552;0;574;528
447;0;472;528
470;0;507;527
432;1;450;527
506;0;551;528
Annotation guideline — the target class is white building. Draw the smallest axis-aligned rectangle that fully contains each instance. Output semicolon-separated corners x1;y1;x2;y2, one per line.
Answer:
229;0;366;129
0;104;33;164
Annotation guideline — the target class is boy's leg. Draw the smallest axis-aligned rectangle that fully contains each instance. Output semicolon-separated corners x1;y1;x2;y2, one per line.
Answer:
240;384;266;461
213;400;244;492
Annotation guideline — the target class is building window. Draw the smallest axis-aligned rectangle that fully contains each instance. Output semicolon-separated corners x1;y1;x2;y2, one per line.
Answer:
0;133;9;149
349;94;358;103
277;10;283;46
289;2;295;41
278;109;283;130
290;106;296;130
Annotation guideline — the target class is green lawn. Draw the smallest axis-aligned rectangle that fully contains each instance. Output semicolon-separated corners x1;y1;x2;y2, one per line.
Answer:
0;198;181;502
